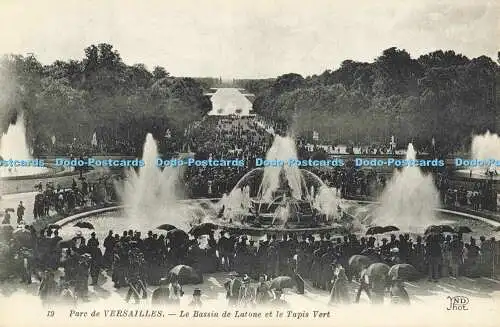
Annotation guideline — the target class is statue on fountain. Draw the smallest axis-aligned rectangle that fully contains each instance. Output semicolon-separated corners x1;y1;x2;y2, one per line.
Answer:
274;167;293;199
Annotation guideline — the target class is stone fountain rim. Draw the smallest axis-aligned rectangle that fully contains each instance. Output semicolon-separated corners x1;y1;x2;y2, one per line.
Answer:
349;199;500;228
53;201;500;230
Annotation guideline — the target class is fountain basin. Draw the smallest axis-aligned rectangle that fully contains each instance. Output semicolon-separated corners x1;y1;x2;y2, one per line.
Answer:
55;201;498;241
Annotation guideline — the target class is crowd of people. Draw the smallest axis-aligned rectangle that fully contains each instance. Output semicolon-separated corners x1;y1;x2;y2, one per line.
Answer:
183;116;274;198
437;174;498;212
1;218;499;307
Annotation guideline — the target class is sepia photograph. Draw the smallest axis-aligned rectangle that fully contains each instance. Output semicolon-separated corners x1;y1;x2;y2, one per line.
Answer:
0;0;498;326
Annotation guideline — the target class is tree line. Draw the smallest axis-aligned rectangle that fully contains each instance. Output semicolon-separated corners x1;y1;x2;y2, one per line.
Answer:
238;48;499;155
0;43;211;155
1;45;498;157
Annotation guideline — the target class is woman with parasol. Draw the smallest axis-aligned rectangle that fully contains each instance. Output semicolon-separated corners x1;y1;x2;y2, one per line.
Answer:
1;209;12;224
329;262;350;305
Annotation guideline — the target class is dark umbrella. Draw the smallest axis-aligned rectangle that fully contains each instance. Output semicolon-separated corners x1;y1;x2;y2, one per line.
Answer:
388;263;420;281
189;222;218;237
48;224;61;229
456;226;472;234
365;262;391;286
425;225;440;234
269;276;296;290
5;208;15;213
348;255;377;280
366;226;386;235
167;229;189;241
382;226;399;233
13;229;32;246
74;222;94;229
157;224;178;231
425;225;454;234
168;265;202;284
0;225;14;240
438;225;455;234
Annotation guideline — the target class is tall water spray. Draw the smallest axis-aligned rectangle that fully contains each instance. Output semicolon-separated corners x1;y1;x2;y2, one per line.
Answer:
118;133;209;230
471;131;500;174
258;135;306;201
373;143;440;233
0;113;48;177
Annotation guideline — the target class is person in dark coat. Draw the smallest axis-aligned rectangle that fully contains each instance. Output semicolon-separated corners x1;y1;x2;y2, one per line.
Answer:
1;209;11;224
426;233;442;282
74;254;91;300
255;275;272;305
355;268;371;303
103;230;115;269
329;263;350;305
87;233;102;285
39;270;58;306
389;278;410;305
17;201;25;224
224;272;241;307
151;278;171;306
189;288;203;307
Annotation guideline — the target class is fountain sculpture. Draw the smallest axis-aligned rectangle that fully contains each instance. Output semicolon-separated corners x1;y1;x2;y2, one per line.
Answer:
218;135;342;229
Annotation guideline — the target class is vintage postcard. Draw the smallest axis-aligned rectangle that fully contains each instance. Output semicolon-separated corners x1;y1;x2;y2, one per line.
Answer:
0;0;498;326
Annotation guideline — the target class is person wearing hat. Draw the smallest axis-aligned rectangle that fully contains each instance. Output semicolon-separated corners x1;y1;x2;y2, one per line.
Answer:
389;247;402;265
224;272;241;307
72;231;86;254
389;277;410;305
354;268;371;303
238;275;254;307
87;232;102;285
255;275;272;305
74;253;91;300
88;232;99;248
189;288;202;307
2;209;11;224
17;201;25;224
168;275;183;305
103;230;115;269
151;278;171;306
329;262;350;305
38;270;58;307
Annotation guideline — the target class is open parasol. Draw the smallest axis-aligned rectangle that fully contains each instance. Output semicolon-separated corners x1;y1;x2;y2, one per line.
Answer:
388;263;420;281
168;265;202;284
74;222;94;229
157;224;178;231
269;276;296;290
366;226;386;235
189;222;218;237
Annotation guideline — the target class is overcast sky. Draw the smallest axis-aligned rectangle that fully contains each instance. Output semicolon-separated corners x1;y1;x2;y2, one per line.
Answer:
0;0;498;78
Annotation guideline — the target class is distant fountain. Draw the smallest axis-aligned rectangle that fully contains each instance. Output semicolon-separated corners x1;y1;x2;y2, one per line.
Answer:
118;133;212;230
471;131;500;175
0;113;49;177
373;143;440;233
